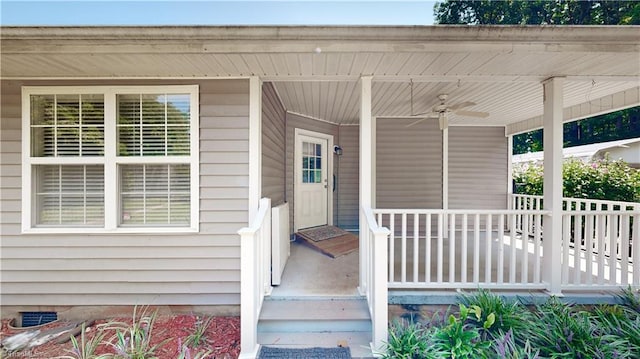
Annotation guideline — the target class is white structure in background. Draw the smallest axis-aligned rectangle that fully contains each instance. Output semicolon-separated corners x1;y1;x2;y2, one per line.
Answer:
513;137;640;167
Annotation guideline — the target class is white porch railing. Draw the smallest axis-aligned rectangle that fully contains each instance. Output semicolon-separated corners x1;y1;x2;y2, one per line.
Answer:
561;209;640;289
511;194;639;234
238;198;272;359
361;206;391;354
372;209;549;290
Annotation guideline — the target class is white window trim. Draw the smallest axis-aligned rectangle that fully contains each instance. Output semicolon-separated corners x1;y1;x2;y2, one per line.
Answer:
21;85;200;234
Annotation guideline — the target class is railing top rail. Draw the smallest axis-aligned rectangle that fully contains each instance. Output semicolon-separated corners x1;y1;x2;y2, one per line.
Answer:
511;194;543;199
363;206;391;236
511;193;639;207
373;209;551;215
563;210;640;215
237;197;271;235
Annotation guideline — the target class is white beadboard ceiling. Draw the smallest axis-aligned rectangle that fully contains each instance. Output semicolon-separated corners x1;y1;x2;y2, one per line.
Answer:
2;26;639;133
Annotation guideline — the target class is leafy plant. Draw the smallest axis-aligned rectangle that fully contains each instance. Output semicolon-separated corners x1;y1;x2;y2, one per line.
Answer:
103;306;168;359
176;338;212;359
528;297;629;359
491;329;540;359
618;285;640;315
513;157;640;202
58;322;110;359
381;319;439;359
459;289;532;340
432;304;492;359
183;316;213;348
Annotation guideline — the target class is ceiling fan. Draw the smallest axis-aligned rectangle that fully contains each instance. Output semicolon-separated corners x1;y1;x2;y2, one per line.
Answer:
406;83;490;130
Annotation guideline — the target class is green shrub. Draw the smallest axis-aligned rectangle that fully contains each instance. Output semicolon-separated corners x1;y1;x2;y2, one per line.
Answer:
103;306;168;359
432;304;493;359
458;289;533;341
513;158;640;202
381;319;439;359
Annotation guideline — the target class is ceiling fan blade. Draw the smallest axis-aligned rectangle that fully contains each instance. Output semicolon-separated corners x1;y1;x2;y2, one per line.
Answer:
454;109;490;118
447;101;476;111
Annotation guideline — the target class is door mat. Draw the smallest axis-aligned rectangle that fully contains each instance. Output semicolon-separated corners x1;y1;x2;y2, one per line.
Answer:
297;225;350;242
296;230;359;258
258;346;351;359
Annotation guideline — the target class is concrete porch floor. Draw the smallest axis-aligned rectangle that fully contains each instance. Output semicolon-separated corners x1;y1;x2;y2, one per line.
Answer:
270;238;360;297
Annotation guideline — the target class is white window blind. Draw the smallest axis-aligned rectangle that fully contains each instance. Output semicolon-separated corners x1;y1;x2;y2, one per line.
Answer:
23;86;199;232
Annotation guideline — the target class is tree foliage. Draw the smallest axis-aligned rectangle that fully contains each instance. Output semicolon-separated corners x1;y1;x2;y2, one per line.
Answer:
513;158;640;202
513;106;640;155
434;0;640;25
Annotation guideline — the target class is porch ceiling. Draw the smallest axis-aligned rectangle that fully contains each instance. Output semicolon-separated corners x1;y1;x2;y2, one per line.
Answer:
2;25;639;133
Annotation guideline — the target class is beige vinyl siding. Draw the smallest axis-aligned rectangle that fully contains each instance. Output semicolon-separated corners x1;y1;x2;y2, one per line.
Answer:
376;118;442;209
261;82;286;206
448;126;508;210
0;79;249;307
336;125;359;230
285;112;339;231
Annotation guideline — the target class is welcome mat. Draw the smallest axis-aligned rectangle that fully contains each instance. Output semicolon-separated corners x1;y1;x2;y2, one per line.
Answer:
258;346;351;359
298;225;349;242
296;226;359;258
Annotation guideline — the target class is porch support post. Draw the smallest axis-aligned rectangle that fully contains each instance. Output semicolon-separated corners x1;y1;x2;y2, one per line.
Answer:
248;76;263;223
442;127;449;237
542;77;564;295
359;75;374;294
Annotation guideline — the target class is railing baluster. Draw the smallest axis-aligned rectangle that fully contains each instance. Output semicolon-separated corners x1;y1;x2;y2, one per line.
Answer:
597;214;606;285
425;213;431;283
562;215;570;284
450;213;456;284
401;213;407;284
437;213;444;284
521;213;529;284
633;213;640;286
389;213;395;283
510;213;517;284
485;214;492;283
609;214;616;284
585;214;594;285
534;213;541;283
574;214;582;285
462;214;468;284
620;214;630;286
497;214;504;284
413;213;419;283
474;214;480;284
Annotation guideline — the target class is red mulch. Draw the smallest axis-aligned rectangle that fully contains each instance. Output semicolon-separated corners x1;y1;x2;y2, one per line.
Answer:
0;315;240;359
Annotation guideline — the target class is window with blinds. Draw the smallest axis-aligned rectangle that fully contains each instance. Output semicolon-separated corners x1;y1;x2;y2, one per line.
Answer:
23;86;199;232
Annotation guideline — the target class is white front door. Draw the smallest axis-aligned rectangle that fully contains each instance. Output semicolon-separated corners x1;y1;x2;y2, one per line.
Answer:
295;133;330;230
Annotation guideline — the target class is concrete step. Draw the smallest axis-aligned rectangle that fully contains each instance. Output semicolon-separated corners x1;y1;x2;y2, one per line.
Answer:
257;297;374;357
258;297;371;333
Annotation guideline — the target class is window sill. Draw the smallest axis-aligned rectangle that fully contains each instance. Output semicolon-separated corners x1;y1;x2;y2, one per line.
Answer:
21;227;199;235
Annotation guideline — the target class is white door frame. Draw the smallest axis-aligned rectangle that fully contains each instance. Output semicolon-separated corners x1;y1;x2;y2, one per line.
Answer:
294;128;334;232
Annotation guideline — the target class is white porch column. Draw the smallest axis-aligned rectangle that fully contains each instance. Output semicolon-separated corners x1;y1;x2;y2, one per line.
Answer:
248;77;263;222
359;76;374;293
542;77;564;295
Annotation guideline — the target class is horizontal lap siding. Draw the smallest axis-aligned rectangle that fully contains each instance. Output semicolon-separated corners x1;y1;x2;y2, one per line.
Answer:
262;82;286;206
448;126;508;209
0;79;249;306
376;118;443;209
337;125;359;230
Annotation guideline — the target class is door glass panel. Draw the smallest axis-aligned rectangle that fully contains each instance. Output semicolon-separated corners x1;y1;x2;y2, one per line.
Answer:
302;141;322;184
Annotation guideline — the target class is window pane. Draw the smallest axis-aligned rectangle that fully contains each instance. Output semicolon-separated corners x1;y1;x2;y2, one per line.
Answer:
120;164;190;226
315;170;322;183
117;93;190;157
34;165;104;226
31;94;104;157
166;94;190;125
